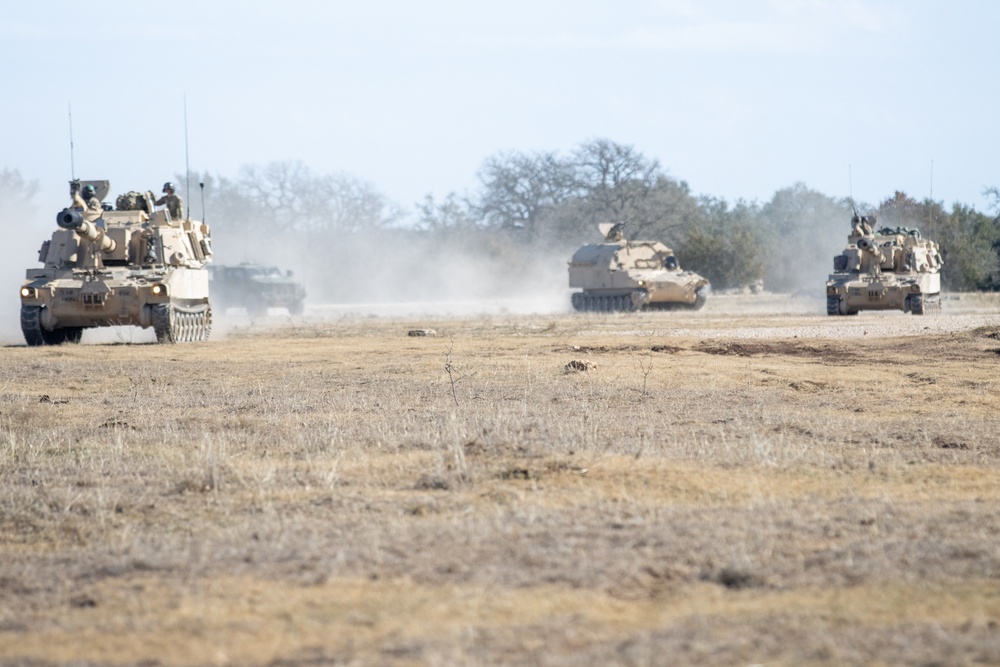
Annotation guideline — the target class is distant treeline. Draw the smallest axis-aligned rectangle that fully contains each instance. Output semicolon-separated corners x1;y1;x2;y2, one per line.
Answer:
5;140;1000;296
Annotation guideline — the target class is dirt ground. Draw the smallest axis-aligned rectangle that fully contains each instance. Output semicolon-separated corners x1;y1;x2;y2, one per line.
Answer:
1;294;999;666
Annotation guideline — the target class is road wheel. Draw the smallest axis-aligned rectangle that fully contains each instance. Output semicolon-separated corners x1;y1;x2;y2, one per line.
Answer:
152;303;176;343
21;305;46;346
61;327;84;344
20;306;81;346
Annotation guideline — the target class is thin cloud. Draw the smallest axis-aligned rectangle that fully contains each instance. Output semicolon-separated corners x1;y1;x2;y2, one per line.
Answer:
467;0;896;55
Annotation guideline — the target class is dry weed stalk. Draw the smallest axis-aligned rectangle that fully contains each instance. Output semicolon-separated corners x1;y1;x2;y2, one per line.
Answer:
635;347;654;399
444;336;460;407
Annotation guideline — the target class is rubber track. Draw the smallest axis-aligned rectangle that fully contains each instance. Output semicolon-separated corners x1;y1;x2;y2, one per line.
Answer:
152;303;212;343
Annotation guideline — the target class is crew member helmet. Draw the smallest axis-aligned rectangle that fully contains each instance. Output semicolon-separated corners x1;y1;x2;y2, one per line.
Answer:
82;185;96;197
162;182;175;193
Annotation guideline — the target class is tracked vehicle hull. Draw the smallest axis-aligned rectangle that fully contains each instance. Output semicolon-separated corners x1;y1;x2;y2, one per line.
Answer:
570;283;708;313
568;227;709;313
825;274;941;316
19;180;213;345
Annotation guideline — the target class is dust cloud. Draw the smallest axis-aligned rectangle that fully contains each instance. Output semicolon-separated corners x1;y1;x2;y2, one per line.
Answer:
210;226;573;320
1;208;51;345
761;203;854;302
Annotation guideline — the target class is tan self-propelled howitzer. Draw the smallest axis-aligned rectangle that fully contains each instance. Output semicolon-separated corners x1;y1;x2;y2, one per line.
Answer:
825;214;943;316
568;223;710;312
19;180;213;345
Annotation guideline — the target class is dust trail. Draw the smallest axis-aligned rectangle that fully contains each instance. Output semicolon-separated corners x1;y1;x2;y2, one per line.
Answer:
2;210;50;345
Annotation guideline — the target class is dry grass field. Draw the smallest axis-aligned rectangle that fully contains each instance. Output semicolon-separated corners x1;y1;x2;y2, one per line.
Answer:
2;294;1000;666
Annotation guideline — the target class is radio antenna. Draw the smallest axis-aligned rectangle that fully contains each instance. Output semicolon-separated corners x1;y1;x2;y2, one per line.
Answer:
929;159;934;201
848;163;859;218
68;102;75;180
928;159;934;229
184;94;191;220
200;181;206;224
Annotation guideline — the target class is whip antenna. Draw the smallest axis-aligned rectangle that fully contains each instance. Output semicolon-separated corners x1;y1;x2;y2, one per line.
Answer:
68;102;75;180
200;181;206;224
184;94;191;220
929;159;934;229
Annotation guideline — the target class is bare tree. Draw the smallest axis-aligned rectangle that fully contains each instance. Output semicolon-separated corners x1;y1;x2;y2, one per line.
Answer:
237;161;315;231
418;193;478;233
469;140;703;247
574;139;659;195
985;186;1000;212
573;139;658;216
571;138;692;239
313;173;402;234
180;171;252;227
474;151;578;240
222;161;399;234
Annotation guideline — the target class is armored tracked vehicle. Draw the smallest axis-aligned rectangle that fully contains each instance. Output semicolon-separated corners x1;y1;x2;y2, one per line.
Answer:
208;264;306;316
19;180;213;345
826;214;943;316
569;223;710;312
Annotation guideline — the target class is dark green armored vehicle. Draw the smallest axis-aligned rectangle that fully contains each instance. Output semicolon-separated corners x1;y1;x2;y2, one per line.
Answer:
208;263;306;316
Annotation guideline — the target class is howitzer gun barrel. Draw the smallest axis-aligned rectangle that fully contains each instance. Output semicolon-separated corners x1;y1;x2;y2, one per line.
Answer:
856;236;882;258
56;208;116;253
855;235;884;273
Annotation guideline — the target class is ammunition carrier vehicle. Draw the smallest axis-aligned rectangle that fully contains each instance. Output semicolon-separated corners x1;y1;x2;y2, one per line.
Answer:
569;223;710;312
19;180;213;345
208;264;306;316
826;215;943;316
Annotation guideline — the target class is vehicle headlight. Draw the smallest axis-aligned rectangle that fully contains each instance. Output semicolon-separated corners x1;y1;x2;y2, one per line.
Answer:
20;287;35;299
151;284;167;296
911;284;920;292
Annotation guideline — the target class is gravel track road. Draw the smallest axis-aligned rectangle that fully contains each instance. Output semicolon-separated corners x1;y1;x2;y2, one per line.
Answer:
589;293;1000;340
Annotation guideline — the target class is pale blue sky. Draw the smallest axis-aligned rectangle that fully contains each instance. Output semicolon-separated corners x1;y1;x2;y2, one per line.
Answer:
3;0;997;220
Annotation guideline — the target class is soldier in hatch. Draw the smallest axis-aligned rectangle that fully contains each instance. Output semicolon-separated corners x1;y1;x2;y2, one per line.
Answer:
70;181;103;224
153;182;185;220
850;214;874;238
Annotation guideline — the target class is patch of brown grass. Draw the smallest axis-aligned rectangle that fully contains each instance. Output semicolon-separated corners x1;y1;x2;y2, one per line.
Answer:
6;575;999;666
1;311;1000;665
